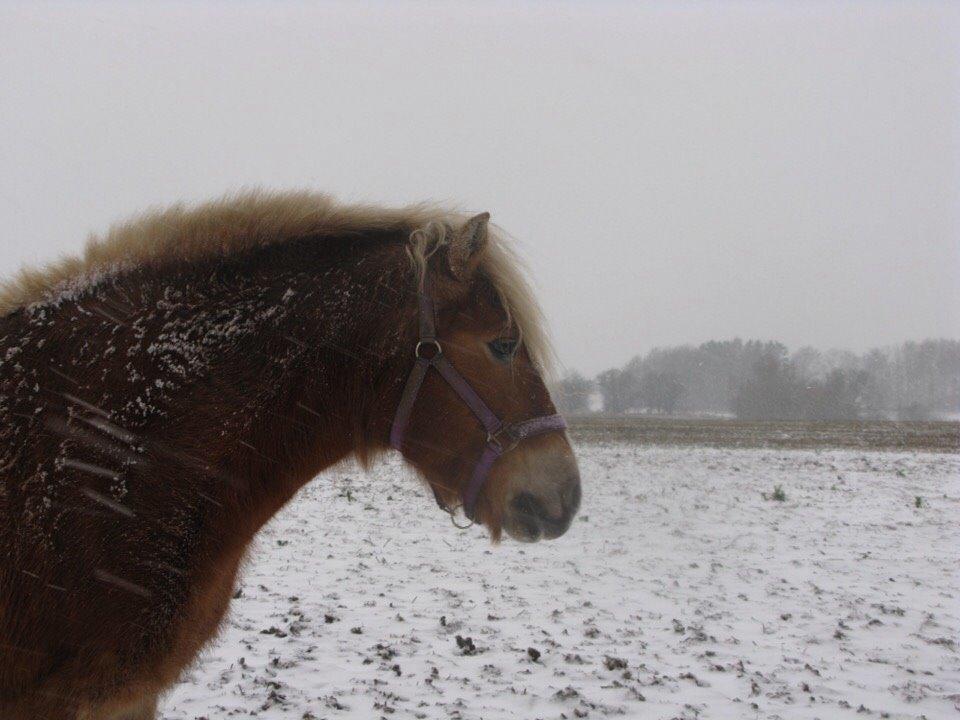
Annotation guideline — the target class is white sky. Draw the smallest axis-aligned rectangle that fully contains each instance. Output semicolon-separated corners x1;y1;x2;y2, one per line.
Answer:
1;0;957;375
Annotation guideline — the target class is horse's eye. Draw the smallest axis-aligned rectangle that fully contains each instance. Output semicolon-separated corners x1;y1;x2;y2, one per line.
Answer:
488;338;519;362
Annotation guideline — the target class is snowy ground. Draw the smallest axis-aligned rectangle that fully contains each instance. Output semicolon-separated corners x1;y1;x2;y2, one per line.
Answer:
162;442;960;720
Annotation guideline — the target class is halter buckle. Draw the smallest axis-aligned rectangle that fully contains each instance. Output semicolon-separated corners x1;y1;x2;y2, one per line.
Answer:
486;425;519;453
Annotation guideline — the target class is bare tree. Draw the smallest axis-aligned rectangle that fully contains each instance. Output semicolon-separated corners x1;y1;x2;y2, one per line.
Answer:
552;371;595;414
596;368;635;414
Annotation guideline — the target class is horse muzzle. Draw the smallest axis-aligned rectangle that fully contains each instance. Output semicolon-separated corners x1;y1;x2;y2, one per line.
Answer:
500;439;581;542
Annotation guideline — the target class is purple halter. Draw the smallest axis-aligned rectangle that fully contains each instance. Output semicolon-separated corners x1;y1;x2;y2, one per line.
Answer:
390;281;567;520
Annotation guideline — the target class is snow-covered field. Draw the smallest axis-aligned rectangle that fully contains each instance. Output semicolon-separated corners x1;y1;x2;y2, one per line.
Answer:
162;442;960;720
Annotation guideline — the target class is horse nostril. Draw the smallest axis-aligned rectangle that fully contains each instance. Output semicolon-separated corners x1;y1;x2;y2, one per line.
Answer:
512;491;543;517
510;492;545;540
510;482;578;541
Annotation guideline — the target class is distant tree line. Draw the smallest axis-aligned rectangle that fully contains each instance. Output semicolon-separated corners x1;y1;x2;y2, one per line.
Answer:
552;339;960;421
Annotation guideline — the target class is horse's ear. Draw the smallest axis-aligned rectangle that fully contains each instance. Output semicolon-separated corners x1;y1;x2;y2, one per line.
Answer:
447;212;490;281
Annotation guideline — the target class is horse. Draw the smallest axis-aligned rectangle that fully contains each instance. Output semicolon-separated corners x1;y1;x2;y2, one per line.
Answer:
0;191;581;719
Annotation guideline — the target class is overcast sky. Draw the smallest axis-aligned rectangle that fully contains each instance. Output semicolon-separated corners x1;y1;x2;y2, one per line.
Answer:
1;1;957;375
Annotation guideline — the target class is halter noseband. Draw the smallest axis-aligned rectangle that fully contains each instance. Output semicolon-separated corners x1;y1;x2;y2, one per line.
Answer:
389;280;567;521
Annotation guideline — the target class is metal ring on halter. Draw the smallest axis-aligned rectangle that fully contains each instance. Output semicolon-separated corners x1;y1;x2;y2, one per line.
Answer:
415;339;442;359
448;507;474;530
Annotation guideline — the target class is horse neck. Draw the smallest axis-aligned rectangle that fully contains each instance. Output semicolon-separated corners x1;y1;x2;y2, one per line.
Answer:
132;239;412;537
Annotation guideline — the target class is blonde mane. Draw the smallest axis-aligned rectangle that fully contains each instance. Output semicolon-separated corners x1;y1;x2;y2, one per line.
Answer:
0;190;554;372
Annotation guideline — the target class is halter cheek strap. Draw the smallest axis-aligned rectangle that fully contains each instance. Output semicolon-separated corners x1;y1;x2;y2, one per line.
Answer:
389;282;566;520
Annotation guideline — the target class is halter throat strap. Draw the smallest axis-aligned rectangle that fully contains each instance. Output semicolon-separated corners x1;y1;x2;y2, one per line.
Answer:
389;280;566;520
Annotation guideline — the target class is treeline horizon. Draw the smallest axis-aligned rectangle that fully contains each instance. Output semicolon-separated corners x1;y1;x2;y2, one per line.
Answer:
553;338;960;421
